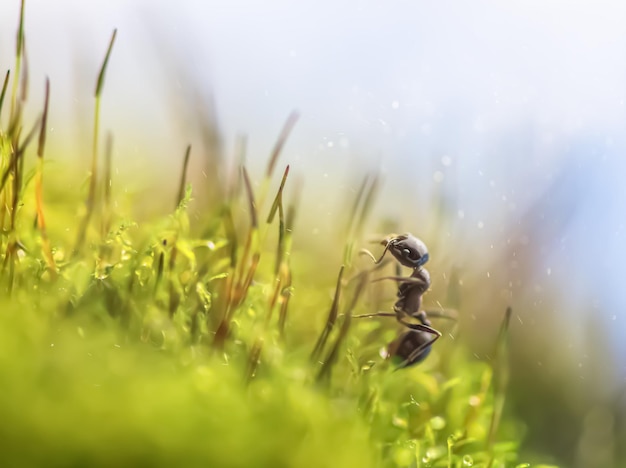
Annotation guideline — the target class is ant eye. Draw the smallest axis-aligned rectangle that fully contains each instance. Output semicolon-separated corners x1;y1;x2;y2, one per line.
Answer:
403;248;420;260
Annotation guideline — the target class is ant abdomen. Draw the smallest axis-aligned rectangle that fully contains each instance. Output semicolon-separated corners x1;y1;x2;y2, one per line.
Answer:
387;329;433;368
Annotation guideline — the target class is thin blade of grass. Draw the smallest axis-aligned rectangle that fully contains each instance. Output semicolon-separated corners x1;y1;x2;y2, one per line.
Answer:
317;270;368;383
9;0;25;120
100;132;113;237
311;265;345;363
257;111;299;209
267;164;290;224
246;338;264;383
34;77;56;278
488;307;513;454
168;247;179;319
233;166;258;296
226;135;247;203
266;111;299;180
154;239;166;296
354;172;380;235
0;70;10;118
345;174;369;237
276;191;299;335
0;115;40;194
214;166;259;349
74;29;117;256
95;30;118;98
176;144;191;209
342;173;379;267
19;37;28;103
268;165;289;274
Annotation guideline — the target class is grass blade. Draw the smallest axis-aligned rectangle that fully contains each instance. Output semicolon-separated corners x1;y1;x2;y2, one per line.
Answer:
9;0;25;120
488;307;513;454
74;29;117;256
34;77;56;278
176;144;191;209
317;270;368;383
0;70;10;118
311;265;345;363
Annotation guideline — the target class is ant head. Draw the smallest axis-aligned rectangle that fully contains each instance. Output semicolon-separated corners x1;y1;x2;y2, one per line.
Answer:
384;234;429;269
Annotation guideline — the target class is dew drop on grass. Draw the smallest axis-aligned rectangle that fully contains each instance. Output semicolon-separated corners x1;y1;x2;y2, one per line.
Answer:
430;415;446;430
463;454;474;466
469;395;481;406
392;415;408;429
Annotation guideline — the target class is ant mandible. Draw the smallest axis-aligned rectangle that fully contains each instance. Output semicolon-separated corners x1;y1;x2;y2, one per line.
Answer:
354;234;443;369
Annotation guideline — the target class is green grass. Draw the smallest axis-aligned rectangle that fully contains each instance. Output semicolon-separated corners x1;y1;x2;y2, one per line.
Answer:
0;2;539;467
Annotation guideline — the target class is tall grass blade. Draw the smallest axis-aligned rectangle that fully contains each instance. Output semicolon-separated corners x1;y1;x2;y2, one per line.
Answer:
74;29;117;256
34;77;56;277
311;265;345;362
176;144;191;209
0;70;10;118
488;307;513;456
317;270;368;382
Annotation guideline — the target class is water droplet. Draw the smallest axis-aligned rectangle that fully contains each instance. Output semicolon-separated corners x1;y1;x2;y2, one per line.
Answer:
430;416;446;430
392;415;408;429
462;454;474;466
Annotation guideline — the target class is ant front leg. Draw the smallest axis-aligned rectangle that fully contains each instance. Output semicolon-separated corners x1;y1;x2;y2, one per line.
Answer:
352;312;397;319
423;308;458;321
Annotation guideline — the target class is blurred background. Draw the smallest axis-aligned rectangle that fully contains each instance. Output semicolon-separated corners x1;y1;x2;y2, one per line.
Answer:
1;0;625;466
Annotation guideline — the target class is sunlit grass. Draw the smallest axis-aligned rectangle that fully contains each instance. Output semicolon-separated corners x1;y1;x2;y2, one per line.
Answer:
0;2;537;467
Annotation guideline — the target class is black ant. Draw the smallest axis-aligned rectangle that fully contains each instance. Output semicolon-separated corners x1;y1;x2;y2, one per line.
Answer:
355;234;448;369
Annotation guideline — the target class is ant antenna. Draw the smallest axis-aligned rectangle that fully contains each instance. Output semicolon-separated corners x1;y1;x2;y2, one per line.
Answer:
358;239;393;265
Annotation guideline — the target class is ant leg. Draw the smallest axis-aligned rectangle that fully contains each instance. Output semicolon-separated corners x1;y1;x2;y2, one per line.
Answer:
371;275;428;287
352;312;396;319
397;318;441;335
423;309;458;321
